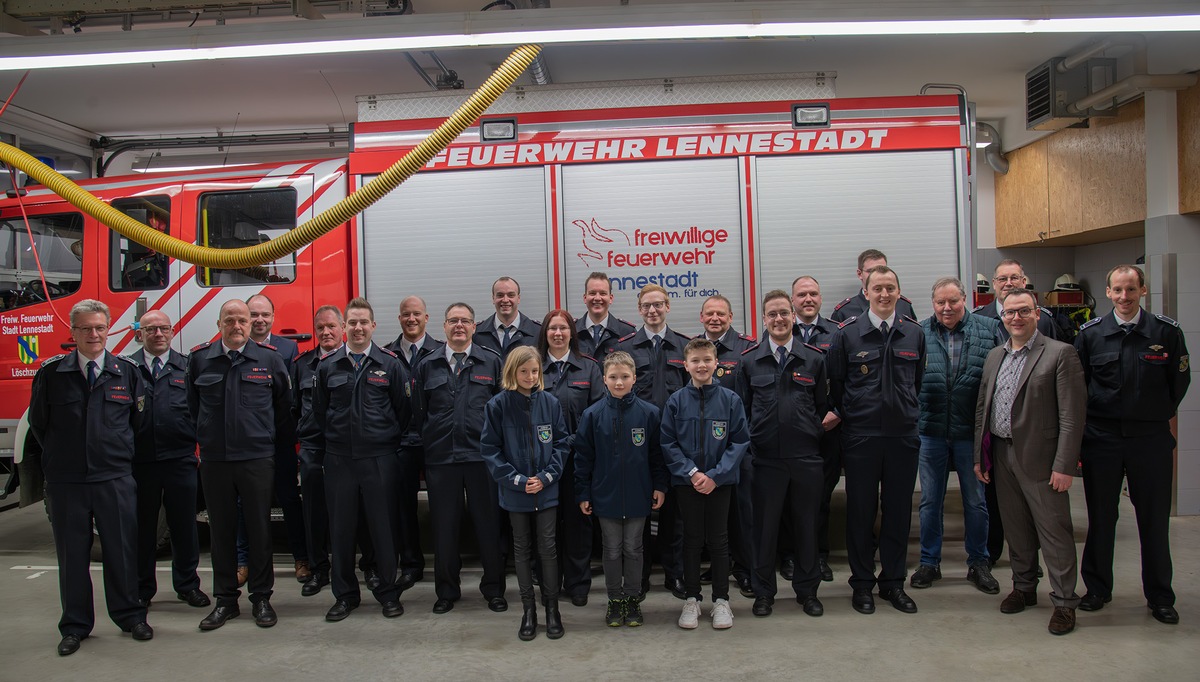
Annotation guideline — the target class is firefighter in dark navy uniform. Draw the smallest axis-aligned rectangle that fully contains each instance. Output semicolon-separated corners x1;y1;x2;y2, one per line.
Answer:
306;298;409;621
1075;265;1191;625
538;309;605;606
615;283;690;598
29;299;153;656
414;302;508;614
827;265;926;616
973;259;1059;343
792;275;842;583
128;310;209;610
738;290;829;618
576;271;636;361
187;299;292;631
829;249;917;323
475;276;541;363
385;295;445;588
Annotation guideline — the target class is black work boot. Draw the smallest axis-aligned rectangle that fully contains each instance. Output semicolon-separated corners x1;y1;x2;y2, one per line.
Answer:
544;598;564;640
518;598;538;641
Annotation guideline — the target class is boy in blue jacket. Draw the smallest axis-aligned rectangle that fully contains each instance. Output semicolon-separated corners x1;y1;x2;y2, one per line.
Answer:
575;351;668;627
662;338;750;630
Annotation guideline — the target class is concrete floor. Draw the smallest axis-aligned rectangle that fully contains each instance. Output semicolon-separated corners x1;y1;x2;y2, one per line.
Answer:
0;486;1195;682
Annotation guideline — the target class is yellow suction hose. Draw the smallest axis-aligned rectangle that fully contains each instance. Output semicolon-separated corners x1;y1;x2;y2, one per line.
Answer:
0;44;542;270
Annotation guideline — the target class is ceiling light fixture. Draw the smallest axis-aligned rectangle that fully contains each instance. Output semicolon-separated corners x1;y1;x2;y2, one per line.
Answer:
2;15;1199;71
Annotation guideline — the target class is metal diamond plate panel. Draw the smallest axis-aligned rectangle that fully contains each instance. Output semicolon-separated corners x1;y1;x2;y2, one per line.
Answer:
357;72;836;122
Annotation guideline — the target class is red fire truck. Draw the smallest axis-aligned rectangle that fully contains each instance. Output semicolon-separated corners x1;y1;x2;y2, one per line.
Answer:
1;77;974;505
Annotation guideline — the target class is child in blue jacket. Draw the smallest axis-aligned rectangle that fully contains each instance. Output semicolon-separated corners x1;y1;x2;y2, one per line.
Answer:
574;351;668;627
480;346;569;642
661;338;750;631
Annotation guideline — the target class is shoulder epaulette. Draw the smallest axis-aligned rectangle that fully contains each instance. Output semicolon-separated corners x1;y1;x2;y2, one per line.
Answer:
901;314;918;324
900;294;913;303
378;346;398;358
191;341;212;352
1079;317;1103;331
1039;305;1053;314
477;345;502;357
121;354;142;367
318;348;338;360
972;304;988;313
833;297;854;311
40;353;66;367
616;317;635;328
1155;314;1179;327
617;332;637;343
579;353;598;363
805;343;826;354
741;342;761;355
837;316;858;329
256;340;278;351
738;333;754;342
297;347;320;360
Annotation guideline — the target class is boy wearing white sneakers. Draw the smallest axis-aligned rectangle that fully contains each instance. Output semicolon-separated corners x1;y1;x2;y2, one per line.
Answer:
661;339;750;629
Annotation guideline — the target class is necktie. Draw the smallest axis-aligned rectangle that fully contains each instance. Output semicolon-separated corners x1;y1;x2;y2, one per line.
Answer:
554;360;565;376
350;352;364;374
501;325;513;348
801;324;813;343
880;321;890;338
409;344;418;364
151;356;163;379
453;352;466;374
776;345;788;367
593;324;604;345
228;349;240;364
86;360;98;388
1120;323;1134;335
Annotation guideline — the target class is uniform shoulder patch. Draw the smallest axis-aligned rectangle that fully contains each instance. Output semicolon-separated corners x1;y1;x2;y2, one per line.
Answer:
318;348;338;360
40;353;66;367
121;354;142;367
837;316;858;329
901;314;918;324
833;297;854;311
805;343;826;354
257;340;278;351
616;332;637;343
738;333;755;342
191;341;212;352
741;342;761;355
1078;317;1103;331
1155;314;1180;328
615;317;635;328
378;346;398;358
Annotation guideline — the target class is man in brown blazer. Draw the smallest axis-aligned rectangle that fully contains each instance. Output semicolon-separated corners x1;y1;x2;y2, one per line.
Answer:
973;290;1086;635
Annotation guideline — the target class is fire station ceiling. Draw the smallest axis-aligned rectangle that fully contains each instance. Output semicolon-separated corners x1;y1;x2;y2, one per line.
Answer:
0;1;1198;164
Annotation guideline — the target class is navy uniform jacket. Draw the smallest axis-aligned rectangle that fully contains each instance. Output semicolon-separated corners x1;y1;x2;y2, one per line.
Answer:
29;351;149;483
1074;309;1191;436
291;345;330;443
480;389;569;512
575;315;636;361
263;333;300;372
615;326;692;410
304;344;411;458
129;348;195;462
831;291;917;324
973;302;1059;342
709;328;755;390
186;340;292;462
543;353;605;442
793;315;837;353
735;338;828;462
474;313;541;362
827;315;926;438
660;382;751;487
385;333;446;374
574;393;669;519
412;344;503;465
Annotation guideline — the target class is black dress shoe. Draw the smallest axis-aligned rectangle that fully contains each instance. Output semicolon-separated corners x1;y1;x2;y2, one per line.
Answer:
752;596;773;617
130;622;154;641
364;569;382;592
432;598;455;614
1149;604;1179;625
780;558;795;582
570;594;588;607
736;576;755;599
664;576;687;600
819;557;834;582
394;573;416;594
325;600;358;622
382;601;404;618
799;595;824;617
177;589;211;608
302;573;330;597
1079;593;1111;612
57;634;83;656
199;604;240;630
252;600;278;628
487;597;509;613
879;588;918;614
851;589;875;614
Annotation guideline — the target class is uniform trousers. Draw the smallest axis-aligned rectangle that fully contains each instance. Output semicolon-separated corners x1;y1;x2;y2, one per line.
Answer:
425;462;506;601
675;484;733;601
1081;424;1175;605
200;458;275;605
817;427;842;560
133;458;201;601
511;507;559;603
843;434;919;592
727;460;755;580
396;445;426;578
274;437;308;563
991;437;1080;608
751;457;823;599
299;447;377;578
324;453;399;604
557;450;593;598
47;476;145;637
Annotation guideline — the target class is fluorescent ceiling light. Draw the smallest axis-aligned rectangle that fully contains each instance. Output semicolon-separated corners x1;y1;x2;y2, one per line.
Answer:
2;15;1199;71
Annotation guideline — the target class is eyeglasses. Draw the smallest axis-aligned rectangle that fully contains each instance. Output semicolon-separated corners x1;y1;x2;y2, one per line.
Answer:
639;301;667;311
1000;307;1035;320
72;325;108;335
141;325;173;335
993;275;1025;283
764;310;793;320
445;318;475;326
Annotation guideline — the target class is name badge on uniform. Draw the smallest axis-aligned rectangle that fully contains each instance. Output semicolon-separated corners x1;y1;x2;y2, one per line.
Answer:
537;424;552;444
631;428;646;446
712;421;727;440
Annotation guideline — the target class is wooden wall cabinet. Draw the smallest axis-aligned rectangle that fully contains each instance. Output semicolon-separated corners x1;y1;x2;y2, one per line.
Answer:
1181;80;1200;215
